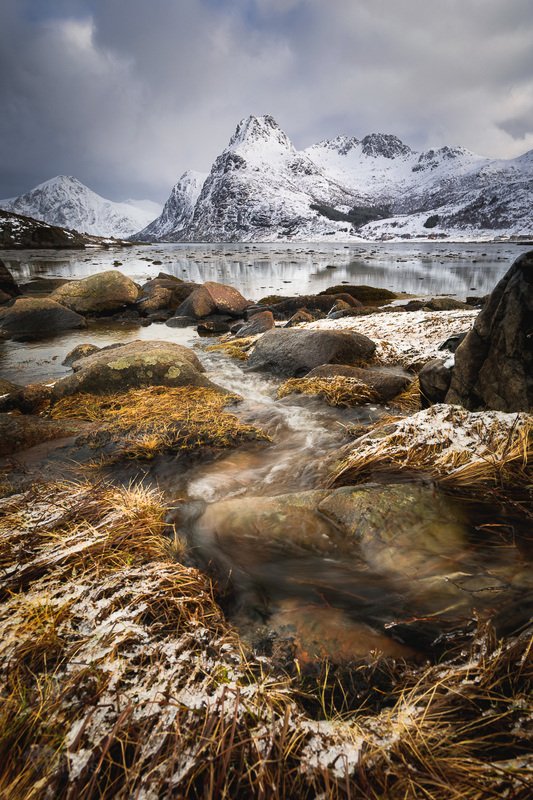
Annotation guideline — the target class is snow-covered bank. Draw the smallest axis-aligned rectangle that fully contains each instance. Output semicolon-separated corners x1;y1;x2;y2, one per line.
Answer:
303;308;478;366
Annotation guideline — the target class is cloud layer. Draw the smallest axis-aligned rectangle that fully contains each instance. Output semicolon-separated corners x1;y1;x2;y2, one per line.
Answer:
1;0;532;201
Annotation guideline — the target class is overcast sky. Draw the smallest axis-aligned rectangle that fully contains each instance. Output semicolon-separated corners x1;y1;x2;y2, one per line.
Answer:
1;0;532;203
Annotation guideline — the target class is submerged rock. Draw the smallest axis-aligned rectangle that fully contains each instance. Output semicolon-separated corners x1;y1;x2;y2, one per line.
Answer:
51;270;139;314
247;328;376;377
0;297;87;340
52;340;223;397
446;250;533;411
188;483;525;648
0;413;85;456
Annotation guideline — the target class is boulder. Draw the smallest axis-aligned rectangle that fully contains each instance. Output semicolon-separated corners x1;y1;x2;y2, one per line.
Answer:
419;358;453;407
0;413;84;456
165;315;198;328
138;278;199;312
284;309;316;327
235;310;275;338
0;259;21;298
62;343;101;367
174;286;217;319
196;315;233;335
136;286;173;314
269;293;361;320
438;331;469;353
305;364;412;401
247;329;376;378
425;297;471;311
204;281;249;316
0;297;86;340
51;270;139;314
446;251;533;411
52;340;223;398
327;299;353;317
319;285;397;303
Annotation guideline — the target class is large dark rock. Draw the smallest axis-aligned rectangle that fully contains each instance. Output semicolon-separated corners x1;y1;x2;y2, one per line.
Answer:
319;285;397;304
51;270;139;314
174;286;217;319
419;358;453;408
446;251;533;411
0;259;21;299
0;297;87;340
52;340;223;398
305;364;412;401
268;293;361;320
247;328;376;377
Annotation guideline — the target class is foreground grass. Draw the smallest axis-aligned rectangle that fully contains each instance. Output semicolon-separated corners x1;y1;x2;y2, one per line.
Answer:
50;386;270;461
0;480;531;799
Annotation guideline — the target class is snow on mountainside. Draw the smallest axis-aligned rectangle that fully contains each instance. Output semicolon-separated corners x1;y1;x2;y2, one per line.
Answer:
0;176;161;238
136;171;207;242
140;115;533;242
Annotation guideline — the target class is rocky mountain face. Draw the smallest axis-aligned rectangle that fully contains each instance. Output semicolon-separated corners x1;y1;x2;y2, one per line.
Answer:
0;176;161;238
136;171;207;242
141;115;533;242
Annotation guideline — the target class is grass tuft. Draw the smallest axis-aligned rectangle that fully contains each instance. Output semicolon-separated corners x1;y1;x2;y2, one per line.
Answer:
206;336;257;361
277;376;379;407
49;386;270;460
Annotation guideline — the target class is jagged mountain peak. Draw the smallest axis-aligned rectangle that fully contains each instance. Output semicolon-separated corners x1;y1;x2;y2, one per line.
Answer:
361;133;412;158
228;114;293;152
312;135;360;156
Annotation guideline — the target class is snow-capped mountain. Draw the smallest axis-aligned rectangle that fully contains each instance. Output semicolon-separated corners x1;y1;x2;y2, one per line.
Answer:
140;115;533;242
0;176;161;238
136;171;207;241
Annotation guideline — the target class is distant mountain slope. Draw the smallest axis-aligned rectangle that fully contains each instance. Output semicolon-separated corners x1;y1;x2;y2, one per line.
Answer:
139;115;533;242
0;176;161;238
136;171;207;241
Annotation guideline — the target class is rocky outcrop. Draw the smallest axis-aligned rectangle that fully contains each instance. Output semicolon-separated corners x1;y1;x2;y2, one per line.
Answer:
247;329;376;377
0;209;89;249
52;340;223;398
446;251;533;411
0;297;87;340
51;270;139;314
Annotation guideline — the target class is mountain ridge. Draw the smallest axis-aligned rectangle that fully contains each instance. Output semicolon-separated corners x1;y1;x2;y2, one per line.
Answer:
0;176;161;238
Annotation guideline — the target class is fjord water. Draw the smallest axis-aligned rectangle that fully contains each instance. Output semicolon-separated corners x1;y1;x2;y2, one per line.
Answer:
3;240;530;300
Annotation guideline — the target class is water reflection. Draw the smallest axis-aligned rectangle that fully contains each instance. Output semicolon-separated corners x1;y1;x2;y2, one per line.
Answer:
2;241;528;300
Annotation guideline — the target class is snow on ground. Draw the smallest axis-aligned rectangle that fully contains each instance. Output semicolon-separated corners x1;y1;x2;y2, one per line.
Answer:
303;308;479;366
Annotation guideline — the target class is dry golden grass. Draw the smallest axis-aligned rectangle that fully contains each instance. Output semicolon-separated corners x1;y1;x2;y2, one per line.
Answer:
390;377;421;412
206;336;256;361
0;480;531;798
334;405;533;494
277;376;379;407
49;386;270;460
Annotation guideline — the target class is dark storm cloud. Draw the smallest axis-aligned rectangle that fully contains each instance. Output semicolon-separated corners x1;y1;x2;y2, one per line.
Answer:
0;0;532;202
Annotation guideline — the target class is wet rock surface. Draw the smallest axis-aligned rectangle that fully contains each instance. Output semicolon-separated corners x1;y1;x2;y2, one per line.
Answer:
0;296;87;340
305;364;412;401
0;412;85;456
446;250;533;411
247;328;376;377
52;340;224;397
51;270;139;314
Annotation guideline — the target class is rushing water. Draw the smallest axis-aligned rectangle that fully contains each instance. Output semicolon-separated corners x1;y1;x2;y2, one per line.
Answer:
1;242;531;661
